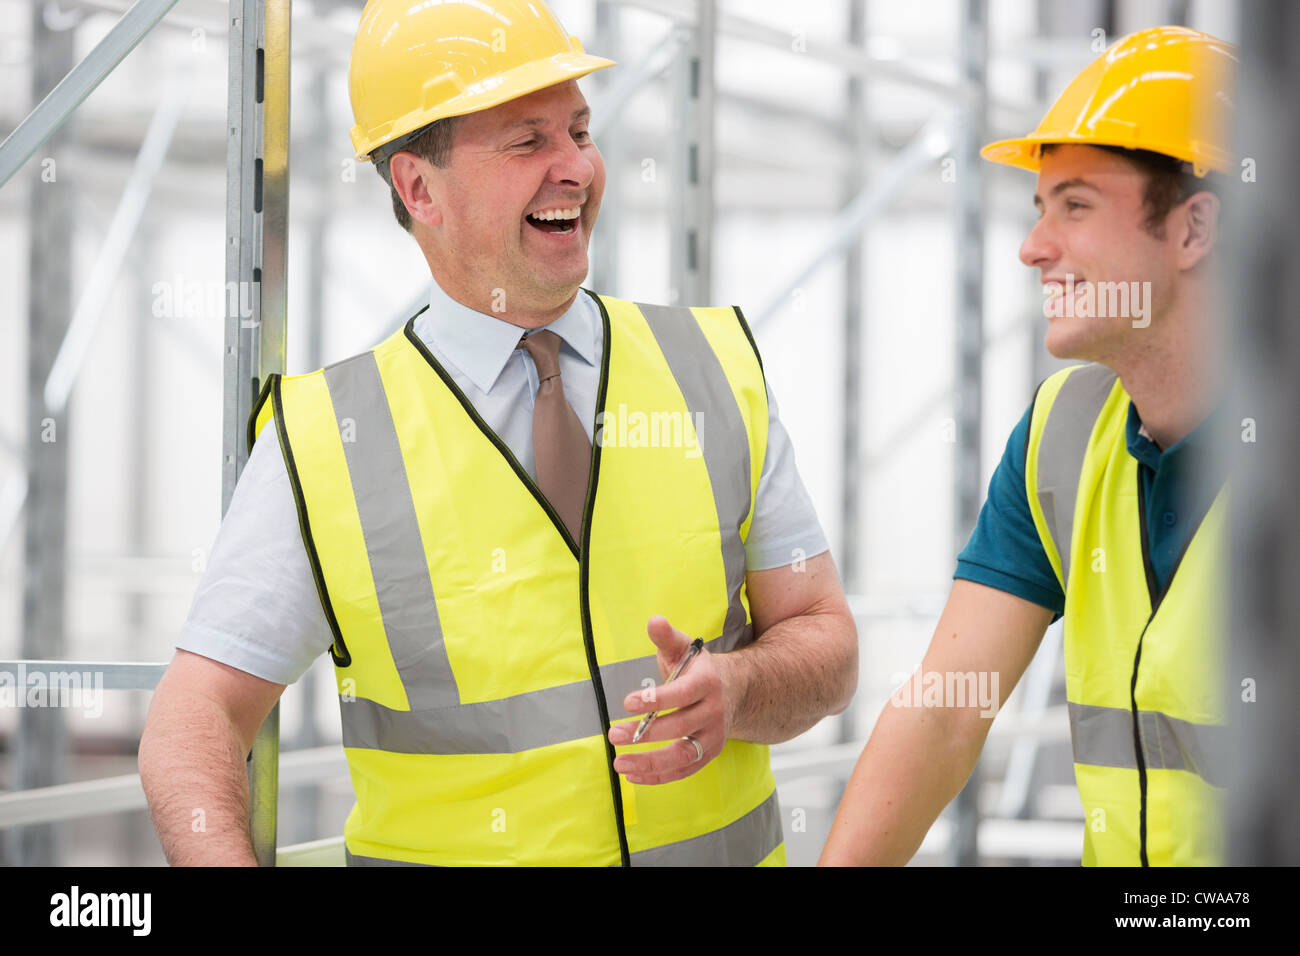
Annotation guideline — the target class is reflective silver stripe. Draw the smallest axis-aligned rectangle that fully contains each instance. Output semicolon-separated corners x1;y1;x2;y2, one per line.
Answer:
599;627;755;719
340;622;750;752
345;790;782;866
341;677;605;754
629;789;783;866
346;850;435;866
1137;708;1228;787
636;302;754;654
1068;701;1138;768
1035;364;1119;587
1068;701;1226;786
323;353;459;710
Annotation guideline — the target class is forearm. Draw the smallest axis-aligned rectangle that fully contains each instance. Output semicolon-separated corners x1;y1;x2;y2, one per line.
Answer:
138;695;258;866
716;608;857;745
819;696;985;865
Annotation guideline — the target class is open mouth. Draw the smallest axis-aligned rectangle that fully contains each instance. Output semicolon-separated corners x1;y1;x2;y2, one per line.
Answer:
526;206;581;235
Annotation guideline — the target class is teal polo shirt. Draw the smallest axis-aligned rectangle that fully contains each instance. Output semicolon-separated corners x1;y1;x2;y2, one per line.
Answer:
955;392;1226;616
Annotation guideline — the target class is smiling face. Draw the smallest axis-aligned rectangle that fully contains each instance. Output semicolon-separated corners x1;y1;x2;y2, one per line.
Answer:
396;80;605;326
1020;145;1182;364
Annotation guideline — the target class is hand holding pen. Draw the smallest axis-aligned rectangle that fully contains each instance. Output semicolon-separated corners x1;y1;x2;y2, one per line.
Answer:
609;616;731;785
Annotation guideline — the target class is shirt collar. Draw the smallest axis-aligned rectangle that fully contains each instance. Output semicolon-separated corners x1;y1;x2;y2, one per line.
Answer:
416;280;599;394
1125;400;1225;472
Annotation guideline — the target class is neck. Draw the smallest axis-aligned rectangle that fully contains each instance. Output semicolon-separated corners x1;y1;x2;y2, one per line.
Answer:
1105;286;1219;450
420;244;580;329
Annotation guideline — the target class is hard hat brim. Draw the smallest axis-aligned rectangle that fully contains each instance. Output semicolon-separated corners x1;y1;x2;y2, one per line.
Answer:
354;52;616;162
980;134;1232;177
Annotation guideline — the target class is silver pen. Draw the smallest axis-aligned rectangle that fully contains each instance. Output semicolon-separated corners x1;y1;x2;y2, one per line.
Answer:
631;637;704;743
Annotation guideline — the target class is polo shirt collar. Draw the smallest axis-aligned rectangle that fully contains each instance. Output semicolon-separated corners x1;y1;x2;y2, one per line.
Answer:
1124;399;1226;471
420;280;599;394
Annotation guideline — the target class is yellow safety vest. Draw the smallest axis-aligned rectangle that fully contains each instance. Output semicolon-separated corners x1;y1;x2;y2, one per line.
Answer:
249;290;785;866
1025;364;1227;866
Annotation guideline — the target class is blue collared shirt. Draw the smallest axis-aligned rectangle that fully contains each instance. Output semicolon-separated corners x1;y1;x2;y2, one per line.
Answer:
175;280;828;686
955;390;1227;615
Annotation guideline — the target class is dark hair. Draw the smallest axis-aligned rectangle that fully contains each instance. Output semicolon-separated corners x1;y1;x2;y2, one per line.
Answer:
376;116;460;234
1040;142;1224;238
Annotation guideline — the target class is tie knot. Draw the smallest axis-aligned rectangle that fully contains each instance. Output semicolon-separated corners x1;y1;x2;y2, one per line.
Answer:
520;329;563;381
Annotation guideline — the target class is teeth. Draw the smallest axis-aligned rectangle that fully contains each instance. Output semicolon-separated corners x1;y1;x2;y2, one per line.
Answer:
530;207;581;221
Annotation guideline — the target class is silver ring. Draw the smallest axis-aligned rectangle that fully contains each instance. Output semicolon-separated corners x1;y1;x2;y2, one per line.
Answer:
683;735;704;764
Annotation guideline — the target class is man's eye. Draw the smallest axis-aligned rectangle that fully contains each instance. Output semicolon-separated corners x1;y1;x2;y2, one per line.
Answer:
1066;200;1088;211
514;139;541;149
572;129;591;141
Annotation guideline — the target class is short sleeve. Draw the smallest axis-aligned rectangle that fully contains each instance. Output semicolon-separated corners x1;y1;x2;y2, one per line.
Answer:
954;402;1065;617
744;380;831;571
175;429;334;685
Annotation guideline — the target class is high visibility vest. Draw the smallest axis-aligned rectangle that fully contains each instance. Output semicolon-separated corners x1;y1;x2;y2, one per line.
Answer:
249;291;785;866
1025;364;1228;866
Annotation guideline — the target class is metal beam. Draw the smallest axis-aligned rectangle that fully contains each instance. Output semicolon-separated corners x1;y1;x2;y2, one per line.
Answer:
668;0;715;305
1228;0;1300;866
946;0;989;869
751;113;954;329
43;79;189;415
0;0;181;188
8;6;77;869
225;0;292;868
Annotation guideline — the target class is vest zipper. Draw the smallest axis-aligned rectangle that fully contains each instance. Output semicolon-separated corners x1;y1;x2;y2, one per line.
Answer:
403;296;632;865
1132;461;1220;866
578;291;632;866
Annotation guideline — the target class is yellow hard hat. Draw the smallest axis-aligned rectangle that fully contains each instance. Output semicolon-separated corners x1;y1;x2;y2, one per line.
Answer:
348;0;616;163
982;25;1237;178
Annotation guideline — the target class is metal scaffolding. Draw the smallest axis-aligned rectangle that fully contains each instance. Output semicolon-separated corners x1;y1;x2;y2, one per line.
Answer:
7;0;1270;867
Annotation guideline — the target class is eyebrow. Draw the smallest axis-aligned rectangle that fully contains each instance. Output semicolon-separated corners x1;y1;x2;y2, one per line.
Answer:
505;107;591;131
1033;177;1102;209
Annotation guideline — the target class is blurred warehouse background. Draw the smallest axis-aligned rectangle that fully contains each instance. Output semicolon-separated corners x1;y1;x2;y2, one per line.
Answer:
1;0;1296;866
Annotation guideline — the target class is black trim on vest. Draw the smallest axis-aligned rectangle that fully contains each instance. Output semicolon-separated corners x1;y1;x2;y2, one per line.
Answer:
402;319;581;561
1025;376;1049;470
732;305;766;381
248;374;275;455
1131;461;1224;867
269;374;352;667
578;289;632;867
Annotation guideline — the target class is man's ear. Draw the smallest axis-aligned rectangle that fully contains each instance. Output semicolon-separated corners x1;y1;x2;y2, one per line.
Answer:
1174;190;1219;271
389;152;443;229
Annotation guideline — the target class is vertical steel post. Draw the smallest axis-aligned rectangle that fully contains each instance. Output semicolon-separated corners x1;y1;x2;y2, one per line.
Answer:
947;0;988;868
1228;0;1300;865
669;0;715;305
225;0;291;867
841;0;867;610
836;0;868;756
9;7;77;869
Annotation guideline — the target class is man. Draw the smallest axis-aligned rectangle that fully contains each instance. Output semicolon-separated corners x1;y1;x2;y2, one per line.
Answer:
139;0;856;866
820;26;1234;867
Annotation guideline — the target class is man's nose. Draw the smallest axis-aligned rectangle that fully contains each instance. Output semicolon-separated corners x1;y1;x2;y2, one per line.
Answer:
547;135;596;188
1019;214;1060;270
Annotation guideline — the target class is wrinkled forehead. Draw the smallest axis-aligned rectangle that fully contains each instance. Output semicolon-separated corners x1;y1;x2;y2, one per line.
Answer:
458;79;590;135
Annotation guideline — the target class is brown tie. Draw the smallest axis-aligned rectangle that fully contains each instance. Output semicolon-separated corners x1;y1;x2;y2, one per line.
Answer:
519;329;592;542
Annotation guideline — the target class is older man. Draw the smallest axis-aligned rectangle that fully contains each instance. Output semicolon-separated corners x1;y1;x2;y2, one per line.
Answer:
139;0;856;866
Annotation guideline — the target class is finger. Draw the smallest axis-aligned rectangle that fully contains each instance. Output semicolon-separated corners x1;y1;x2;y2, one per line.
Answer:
622;662;709;717
615;735;712;784
645;615;692;676
610;699;709;746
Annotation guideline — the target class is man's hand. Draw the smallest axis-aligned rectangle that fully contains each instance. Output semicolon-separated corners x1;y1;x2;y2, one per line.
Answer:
608;616;730;785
